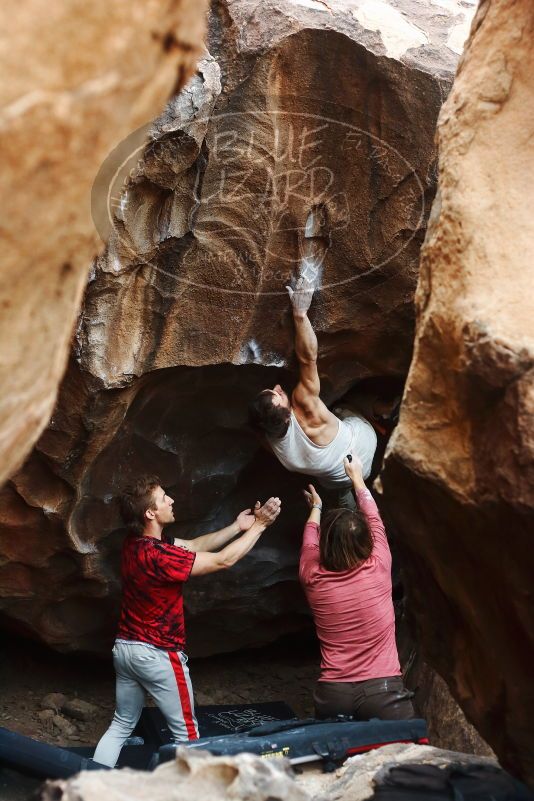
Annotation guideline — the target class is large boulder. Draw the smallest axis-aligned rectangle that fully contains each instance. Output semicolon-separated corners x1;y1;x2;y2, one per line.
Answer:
408;660;494;758
0;0;476;653
381;0;534;786
0;0;208;487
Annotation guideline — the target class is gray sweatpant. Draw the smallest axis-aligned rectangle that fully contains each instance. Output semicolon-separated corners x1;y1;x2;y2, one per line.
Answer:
93;640;198;767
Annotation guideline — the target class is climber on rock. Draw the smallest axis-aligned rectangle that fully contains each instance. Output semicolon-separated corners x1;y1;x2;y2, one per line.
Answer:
299;454;415;721
249;275;378;508
93;477;281;767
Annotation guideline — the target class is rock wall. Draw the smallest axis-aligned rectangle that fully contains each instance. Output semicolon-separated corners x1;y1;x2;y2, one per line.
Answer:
0;0;476;654
382;0;534;786
409;660;494;758
0;0;208;487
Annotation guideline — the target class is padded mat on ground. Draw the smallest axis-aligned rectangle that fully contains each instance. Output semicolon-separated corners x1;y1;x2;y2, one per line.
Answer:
134;701;296;745
67;744;155;771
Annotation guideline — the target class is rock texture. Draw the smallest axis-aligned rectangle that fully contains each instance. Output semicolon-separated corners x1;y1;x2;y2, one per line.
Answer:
395;612;494;758
42;748;307;801
409;660;494;758
381;0;534;787
311;742;503;800
40;743;511;801
0;0;208;487
0;0;476;653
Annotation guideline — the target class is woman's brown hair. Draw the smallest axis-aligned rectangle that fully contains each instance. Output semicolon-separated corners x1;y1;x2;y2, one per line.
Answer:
319;508;372;572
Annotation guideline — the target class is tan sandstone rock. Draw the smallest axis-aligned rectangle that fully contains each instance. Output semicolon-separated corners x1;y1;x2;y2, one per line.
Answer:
311;742;500;800
42;748;308;801
382;0;534;786
0;0;208;488
40;693;66;712
0;0;476;655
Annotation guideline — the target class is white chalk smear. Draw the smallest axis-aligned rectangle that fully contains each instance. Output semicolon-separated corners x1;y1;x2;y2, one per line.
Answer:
238;339;286;367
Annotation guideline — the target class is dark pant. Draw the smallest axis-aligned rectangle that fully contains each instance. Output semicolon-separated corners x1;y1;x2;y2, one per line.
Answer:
321;485;357;511
314;676;415;721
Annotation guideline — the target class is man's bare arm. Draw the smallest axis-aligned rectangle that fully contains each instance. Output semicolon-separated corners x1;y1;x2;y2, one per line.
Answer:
190;523;264;576
175;521;240;553
293;312;320;398
190;498;281;576
287;279;333;424
174;502;270;553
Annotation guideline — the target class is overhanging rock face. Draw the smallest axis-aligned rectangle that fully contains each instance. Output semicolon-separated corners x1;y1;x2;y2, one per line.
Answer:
0;0;475;654
382;0;534;786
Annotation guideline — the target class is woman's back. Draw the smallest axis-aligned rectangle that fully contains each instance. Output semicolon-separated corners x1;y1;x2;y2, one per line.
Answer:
299;488;401;682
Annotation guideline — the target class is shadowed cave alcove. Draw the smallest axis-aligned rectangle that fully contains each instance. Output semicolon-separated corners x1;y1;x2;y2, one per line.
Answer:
50;364;323;654
69;364;405;657
0;361;406;658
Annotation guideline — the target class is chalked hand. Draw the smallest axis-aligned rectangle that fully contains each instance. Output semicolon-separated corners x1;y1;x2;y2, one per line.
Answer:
254;497;281;527
286;274;315;317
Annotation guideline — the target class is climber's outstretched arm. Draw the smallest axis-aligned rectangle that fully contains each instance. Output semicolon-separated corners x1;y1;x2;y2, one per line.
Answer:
287;280;336;427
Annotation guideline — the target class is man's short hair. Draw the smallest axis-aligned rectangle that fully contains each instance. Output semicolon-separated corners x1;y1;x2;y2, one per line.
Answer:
319;508;372;572
119;476;161;535
249;391;291;438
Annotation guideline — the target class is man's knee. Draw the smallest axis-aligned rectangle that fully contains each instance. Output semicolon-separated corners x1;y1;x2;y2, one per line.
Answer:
110;710;138;731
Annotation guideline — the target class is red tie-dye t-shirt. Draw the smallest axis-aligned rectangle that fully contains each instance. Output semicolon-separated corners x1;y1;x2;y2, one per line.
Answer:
116;534;196;651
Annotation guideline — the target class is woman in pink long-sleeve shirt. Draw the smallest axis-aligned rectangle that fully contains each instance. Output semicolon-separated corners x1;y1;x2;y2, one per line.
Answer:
299;454;415;721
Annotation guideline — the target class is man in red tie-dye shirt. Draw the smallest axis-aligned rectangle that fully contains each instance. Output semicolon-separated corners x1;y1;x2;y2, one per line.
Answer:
94;476;281;767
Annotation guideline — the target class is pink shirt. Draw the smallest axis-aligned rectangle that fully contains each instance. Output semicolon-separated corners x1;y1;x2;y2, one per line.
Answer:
299;488;401;683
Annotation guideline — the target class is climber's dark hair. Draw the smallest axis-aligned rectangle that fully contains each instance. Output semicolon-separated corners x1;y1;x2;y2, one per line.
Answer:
119;475;161;535
249;390;291;438
319;507;372;572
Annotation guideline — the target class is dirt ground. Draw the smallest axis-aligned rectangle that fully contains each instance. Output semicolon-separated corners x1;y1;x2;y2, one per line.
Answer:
0;633;321;799
0;634;319;744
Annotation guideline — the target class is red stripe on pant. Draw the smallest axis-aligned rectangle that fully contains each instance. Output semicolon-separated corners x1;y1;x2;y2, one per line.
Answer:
168;651;198;740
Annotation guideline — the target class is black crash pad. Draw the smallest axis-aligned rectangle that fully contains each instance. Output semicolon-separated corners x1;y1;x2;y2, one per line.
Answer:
134;701;296;746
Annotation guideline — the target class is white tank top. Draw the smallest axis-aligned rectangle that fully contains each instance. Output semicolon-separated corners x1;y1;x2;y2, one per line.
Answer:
268;411;377;489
